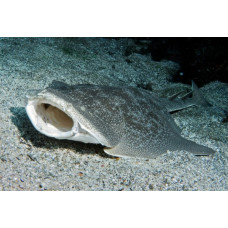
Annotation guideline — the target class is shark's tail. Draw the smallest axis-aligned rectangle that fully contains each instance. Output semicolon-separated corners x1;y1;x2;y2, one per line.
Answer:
165;81;212;112
190;81;212;107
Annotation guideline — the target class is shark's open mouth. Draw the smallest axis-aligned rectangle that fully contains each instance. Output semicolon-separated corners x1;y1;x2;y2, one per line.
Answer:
26;97;100;144
37;103;74;131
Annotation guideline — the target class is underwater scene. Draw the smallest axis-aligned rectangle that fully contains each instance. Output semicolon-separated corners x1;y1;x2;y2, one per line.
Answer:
0;37;227;190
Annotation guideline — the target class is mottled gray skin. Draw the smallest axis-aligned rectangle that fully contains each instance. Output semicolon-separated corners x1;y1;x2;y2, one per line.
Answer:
42;81;215;159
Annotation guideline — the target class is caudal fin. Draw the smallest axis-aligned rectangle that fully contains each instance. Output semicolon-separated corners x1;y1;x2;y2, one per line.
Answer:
165;81;212;112
191;81;212;107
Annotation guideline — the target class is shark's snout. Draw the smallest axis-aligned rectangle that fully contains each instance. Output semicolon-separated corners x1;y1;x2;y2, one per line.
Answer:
26;94;100;144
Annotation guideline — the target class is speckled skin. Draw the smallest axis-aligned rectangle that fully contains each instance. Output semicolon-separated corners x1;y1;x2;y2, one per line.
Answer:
30;81;215;159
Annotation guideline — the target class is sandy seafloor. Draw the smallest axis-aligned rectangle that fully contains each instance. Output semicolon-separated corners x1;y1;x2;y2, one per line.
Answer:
0;38;227;190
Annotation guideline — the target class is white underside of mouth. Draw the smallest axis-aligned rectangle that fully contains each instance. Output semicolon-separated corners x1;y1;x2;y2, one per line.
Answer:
26;98;100;144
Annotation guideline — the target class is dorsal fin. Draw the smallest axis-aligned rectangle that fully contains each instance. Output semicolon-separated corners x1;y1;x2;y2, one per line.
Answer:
180;91;193;100
168;91;185;101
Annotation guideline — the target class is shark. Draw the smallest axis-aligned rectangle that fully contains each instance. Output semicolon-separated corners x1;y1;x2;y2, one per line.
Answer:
25;80;215;159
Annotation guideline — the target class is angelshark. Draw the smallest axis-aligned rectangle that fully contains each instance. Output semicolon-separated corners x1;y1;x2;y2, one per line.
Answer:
26;80;215;159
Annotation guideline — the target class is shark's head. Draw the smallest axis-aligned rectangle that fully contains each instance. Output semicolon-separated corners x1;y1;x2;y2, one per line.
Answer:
26;90;101;145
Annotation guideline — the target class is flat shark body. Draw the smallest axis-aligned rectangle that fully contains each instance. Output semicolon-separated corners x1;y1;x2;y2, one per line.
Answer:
26;81;215;159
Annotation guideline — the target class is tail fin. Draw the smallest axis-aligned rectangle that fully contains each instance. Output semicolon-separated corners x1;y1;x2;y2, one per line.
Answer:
191;81;212;107
165;81;212;112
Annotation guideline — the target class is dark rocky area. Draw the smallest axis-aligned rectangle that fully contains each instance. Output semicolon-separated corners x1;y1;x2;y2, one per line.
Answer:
123;37;228;87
